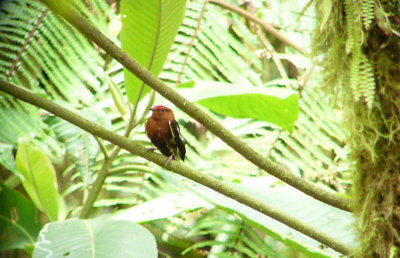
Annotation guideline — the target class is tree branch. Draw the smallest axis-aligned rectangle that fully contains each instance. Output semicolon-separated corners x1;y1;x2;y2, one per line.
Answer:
209;0;310;56
0;79;354;255
38;0;351;212
81;80;152;218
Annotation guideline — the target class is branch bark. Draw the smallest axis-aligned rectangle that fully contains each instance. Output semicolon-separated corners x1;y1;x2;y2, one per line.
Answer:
209;0;310;56
0;79;354;255
38;0;351;213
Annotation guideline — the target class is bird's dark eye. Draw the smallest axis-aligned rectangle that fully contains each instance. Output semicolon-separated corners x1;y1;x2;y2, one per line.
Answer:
161;108;165;112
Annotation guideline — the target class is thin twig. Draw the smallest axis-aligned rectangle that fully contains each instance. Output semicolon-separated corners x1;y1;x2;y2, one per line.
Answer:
209;0;310;56
81;91;148;217
259;34;290;85
94;136;108;159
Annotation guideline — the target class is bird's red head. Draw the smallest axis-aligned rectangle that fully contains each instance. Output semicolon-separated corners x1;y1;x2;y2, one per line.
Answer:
149;105;175;120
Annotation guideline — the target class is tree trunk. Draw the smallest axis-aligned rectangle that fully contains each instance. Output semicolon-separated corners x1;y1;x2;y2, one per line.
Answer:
313;1;400;256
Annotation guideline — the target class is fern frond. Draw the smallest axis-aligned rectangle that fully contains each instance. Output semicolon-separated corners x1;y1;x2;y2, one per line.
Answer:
183;210;278;257
349;43;362;100
0;0;111;104
344;0;355;54
361;0;375;30
358;55;376;107
160;2;263;86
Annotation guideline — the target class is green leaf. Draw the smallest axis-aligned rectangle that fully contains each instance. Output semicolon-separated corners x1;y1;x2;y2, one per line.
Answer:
107;76;127;118
0;184;40;251
180;81;299;132
15;140;63;221
177;80;195;88
33;218;157;258
120;0;187;103
110;192;212;223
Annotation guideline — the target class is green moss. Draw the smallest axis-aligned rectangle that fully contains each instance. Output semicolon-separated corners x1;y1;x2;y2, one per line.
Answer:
312;0;400;256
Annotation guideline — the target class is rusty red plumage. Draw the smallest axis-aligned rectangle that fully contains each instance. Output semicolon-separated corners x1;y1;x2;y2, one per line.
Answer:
145;105;186;164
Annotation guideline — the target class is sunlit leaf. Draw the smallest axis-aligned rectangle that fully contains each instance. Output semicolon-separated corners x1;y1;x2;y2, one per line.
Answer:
33;219;157;258
15;141;64;221
180;81;299;132
120;0;187;103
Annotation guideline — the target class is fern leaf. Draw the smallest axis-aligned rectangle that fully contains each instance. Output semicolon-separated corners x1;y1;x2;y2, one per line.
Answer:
361;0;375;30
358;55;376;107
344;0;355;54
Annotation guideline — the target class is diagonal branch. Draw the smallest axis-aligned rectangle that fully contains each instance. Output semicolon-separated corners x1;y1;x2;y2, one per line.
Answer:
38;0;351;213
209;0;310;56
0;79;354;255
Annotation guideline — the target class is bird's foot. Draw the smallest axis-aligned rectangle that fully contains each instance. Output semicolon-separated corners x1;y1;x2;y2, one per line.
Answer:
146;147;157;152
165;154;176;165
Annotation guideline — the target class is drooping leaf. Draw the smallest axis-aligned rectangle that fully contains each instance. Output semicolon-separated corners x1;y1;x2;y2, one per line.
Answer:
107;76;127;119
120;0;187;103
33;218;157;258
0;184;40;251
15;140;64;221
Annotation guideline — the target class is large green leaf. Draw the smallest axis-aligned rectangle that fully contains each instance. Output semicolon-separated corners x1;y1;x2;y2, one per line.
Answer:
120;0;187;103
0;184;41;251
33;219;157;258
15;141;64;221
176;81;299;132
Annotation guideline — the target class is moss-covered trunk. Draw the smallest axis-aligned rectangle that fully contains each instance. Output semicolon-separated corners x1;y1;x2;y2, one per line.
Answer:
313;0;400;256
352;20;400;257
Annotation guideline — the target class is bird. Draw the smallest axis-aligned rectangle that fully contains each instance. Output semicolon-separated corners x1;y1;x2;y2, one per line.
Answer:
145;105;186;164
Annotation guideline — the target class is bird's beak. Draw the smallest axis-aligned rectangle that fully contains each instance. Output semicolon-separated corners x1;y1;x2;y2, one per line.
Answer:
149;108;154;111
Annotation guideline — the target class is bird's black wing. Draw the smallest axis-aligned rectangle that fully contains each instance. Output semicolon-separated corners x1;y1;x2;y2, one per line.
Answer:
169;120;186;161
151;137;173;157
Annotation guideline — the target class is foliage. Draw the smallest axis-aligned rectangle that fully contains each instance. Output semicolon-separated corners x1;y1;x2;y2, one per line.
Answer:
314;0;376;107
0;184;40;251
313;0;400;256
33;218;157;258
15;141;64;221
0;0;358;257
120;0;187;103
